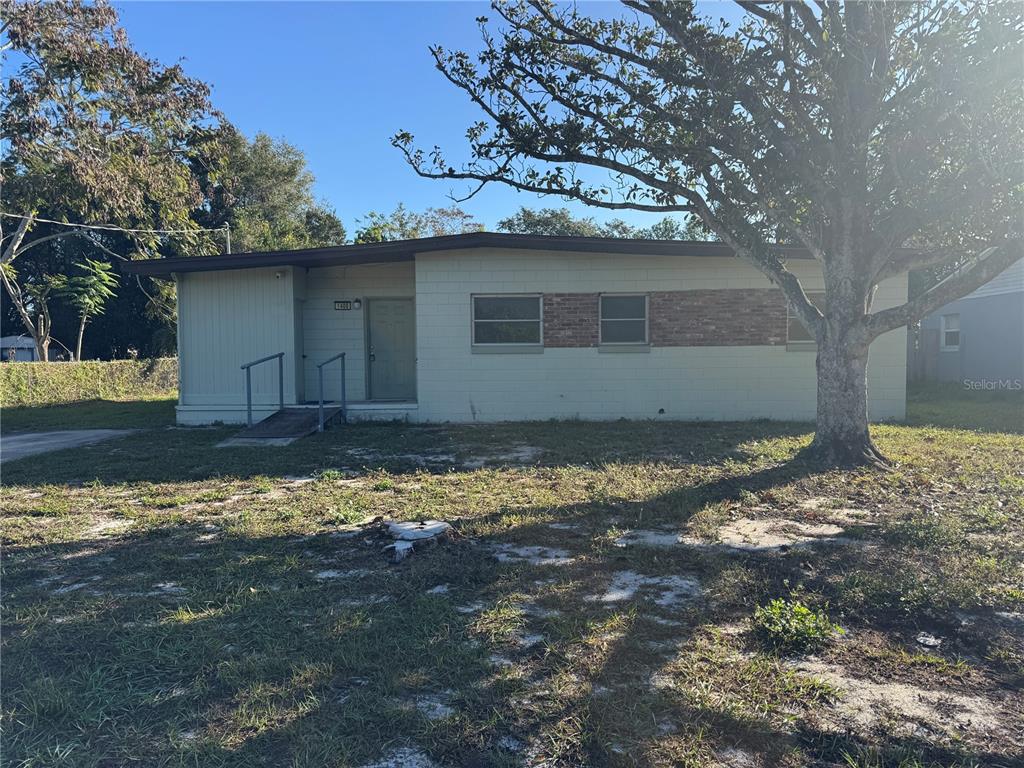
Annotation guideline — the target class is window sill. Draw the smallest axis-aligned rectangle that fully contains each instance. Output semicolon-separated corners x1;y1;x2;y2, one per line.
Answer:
598;344;651;353
940;348;960;353
786;342;817;352
471;345;544;355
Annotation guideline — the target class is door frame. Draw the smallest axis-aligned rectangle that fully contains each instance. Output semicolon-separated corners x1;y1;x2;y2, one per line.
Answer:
364;296;417;401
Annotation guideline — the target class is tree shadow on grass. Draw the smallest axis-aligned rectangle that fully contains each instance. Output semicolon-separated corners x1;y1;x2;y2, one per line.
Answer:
4;483;1017;767
2;397;177;432
0;418;814;487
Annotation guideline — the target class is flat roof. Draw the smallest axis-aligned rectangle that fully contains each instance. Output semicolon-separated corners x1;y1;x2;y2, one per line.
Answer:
121;231;818;277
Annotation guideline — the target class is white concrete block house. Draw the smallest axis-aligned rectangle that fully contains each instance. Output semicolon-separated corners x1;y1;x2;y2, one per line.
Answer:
125;233;908;426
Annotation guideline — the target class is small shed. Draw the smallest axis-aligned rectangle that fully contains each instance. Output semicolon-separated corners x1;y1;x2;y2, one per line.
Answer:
0;335;38;362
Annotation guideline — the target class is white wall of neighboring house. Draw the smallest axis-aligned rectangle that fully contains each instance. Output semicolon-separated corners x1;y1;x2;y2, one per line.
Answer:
172;247;908;425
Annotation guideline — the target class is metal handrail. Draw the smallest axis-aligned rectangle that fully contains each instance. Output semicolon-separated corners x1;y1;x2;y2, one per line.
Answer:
317;352;347;432
240;352;284;427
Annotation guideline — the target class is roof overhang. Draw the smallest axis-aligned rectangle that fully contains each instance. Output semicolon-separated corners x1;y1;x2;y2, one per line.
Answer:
120;231;817;278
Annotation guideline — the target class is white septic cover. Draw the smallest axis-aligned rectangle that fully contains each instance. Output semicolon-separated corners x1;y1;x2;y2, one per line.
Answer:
387;521;452;541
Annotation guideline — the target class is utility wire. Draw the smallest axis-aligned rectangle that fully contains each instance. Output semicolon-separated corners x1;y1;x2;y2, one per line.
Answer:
0;211;229;236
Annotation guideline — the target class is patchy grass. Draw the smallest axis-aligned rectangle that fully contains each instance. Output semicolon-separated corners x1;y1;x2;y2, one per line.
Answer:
907;381;1024;434
2;391;1022;767
2;396;177;431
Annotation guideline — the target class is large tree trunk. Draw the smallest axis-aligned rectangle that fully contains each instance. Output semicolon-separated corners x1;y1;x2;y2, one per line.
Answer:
810;333;888;467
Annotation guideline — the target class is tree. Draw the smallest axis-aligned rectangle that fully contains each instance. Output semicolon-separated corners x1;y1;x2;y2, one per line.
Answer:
1;0;216;360
352;203;482;243
394;1;1023;466
52;258;118;361
496;206;708;239
497;207;605;237
193;129;346;253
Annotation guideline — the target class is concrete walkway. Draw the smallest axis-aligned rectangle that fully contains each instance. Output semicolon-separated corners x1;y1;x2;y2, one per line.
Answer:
1;429;135;462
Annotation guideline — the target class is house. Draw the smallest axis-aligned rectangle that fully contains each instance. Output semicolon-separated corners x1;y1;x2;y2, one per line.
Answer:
123;233;908;426
0;335;38;362
910;260;1023;388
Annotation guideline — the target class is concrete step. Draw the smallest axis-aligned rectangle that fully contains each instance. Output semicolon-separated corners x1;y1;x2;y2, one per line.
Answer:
234;407;343;439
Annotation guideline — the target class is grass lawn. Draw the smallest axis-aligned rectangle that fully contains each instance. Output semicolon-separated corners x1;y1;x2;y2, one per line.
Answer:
2;396;177;431
2;389;1022;767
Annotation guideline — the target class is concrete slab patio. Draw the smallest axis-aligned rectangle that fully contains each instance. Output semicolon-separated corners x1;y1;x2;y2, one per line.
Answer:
0;429;135;462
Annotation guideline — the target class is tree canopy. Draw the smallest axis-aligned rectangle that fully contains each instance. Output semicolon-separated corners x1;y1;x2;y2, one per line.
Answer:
193;129;347;253
1;0;217;359
0;1;346;358
352;204;482;243
395;0;1024;465
496;206;709;239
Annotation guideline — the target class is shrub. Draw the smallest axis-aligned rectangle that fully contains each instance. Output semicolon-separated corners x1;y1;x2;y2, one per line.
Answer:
0;358;177;407
752;598;842;654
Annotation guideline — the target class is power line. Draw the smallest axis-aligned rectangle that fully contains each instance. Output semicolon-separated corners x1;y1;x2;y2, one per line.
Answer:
0;211;229;237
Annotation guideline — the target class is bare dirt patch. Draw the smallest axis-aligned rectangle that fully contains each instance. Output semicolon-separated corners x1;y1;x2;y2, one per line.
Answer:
794;658;1010;743
587;570;701;607
359;747;440;768
489;544;576;566
462;445;542;469
83;517;135;539
687;518;848;551
613;529;681;548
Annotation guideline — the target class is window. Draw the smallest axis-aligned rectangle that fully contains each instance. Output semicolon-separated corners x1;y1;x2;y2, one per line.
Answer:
472;295;542;345
787;292;826;344
940;313;960;351
600;294;648;344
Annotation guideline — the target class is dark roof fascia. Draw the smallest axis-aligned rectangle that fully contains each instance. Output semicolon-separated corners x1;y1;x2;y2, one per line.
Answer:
120;231;819;277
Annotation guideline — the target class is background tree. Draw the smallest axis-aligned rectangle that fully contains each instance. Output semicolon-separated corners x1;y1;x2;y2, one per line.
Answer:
352;203;482;243
497;206;604;237
1;0;218;360
395;0;1023;466
192;129;346;253
496;206;709;239
51;258;118;361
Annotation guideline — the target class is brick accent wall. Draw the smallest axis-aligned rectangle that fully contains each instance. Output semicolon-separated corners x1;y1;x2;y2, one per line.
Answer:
649;289;787;346
540;288;787;348
543;293;599;347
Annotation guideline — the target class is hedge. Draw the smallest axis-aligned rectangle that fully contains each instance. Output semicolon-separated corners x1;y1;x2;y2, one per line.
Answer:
0;358;178;407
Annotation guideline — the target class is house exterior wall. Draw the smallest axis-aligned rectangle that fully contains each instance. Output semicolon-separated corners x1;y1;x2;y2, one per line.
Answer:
414;248;907;423
918;291;1024;385
175;266;303;424
301;261;416;402
173;247;909;425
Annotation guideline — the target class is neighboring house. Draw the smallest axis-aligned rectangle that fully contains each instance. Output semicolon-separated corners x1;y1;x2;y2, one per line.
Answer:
0;335;38;362
912;259;1024;386
124;233;908;426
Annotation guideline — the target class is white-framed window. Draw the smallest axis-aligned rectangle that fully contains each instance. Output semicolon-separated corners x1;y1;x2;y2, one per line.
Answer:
599;294;648;345
787;291;826;344
471;294;542;345
940;313;960;351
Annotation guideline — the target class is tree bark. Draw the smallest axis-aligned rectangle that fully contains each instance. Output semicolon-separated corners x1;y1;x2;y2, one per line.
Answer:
36;314;50;362
75;315;87;362
810;333;888;467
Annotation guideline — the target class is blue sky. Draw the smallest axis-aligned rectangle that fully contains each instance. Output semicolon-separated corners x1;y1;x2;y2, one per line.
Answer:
115;1;744;232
